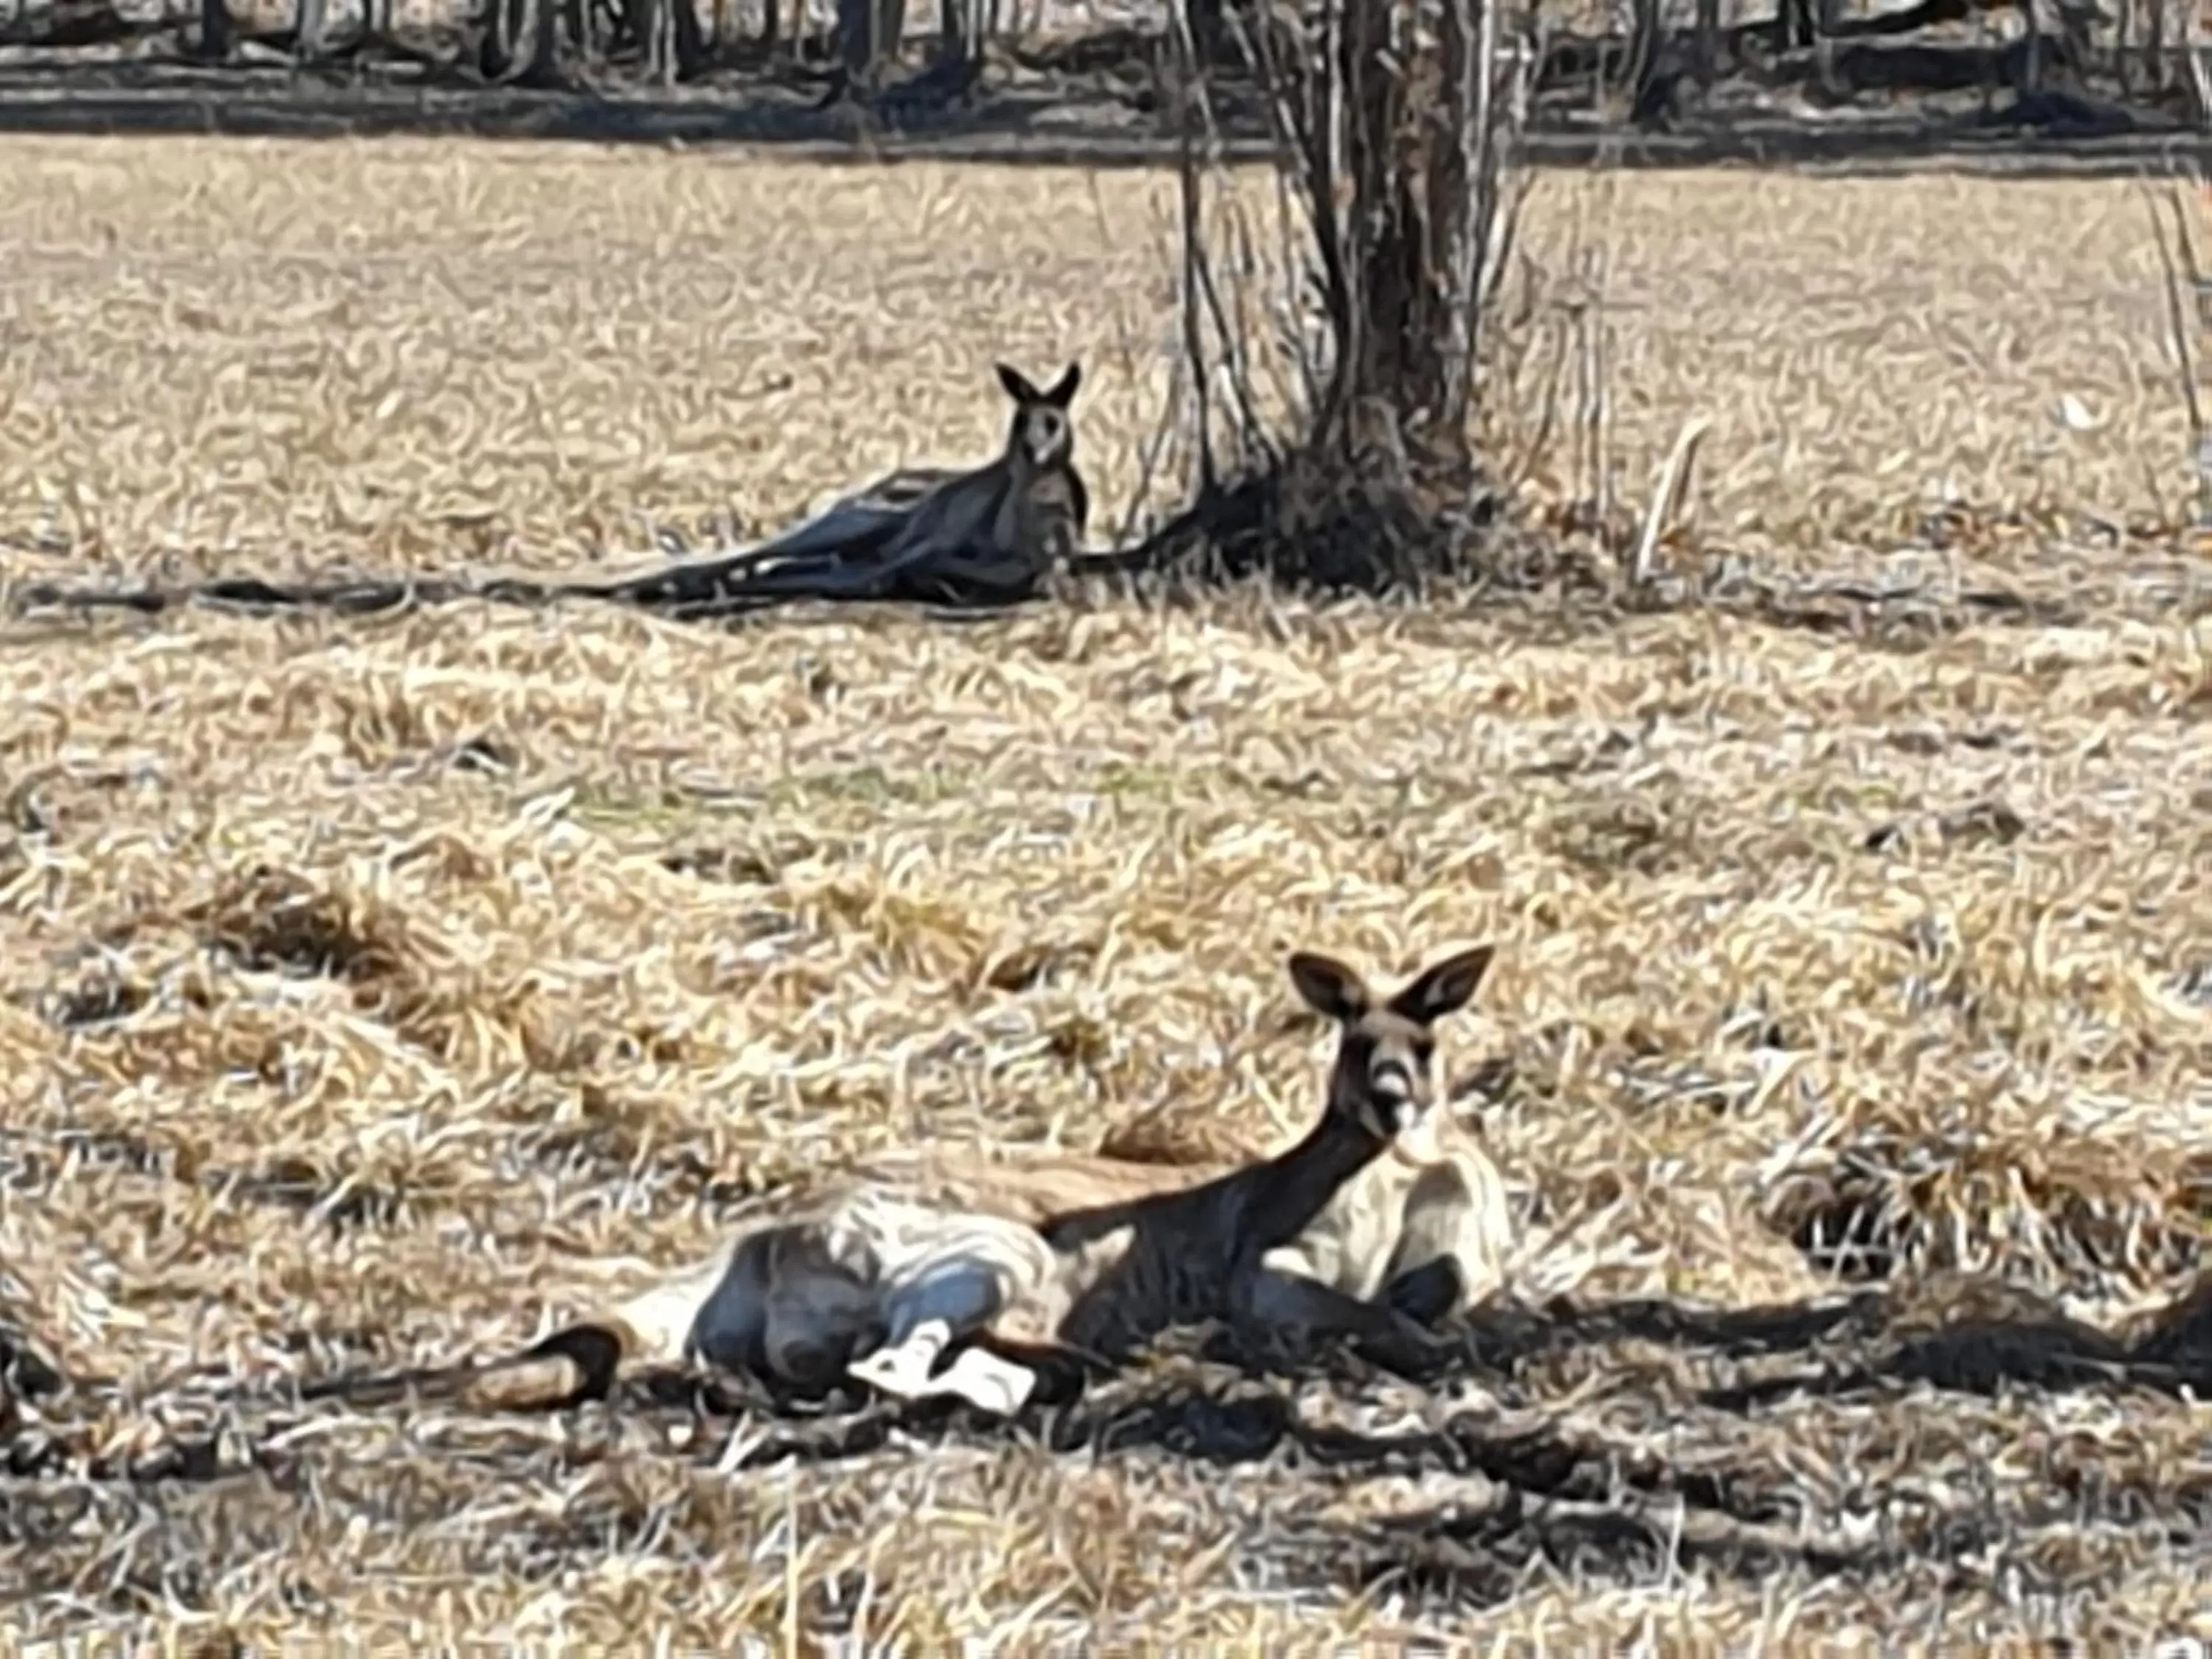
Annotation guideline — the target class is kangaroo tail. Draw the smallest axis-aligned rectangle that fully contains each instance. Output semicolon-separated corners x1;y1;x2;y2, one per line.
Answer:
298;1323;627;1413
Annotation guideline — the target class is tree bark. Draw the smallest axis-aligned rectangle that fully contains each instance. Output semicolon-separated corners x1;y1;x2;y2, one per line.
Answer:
1627;0;1661;111
1186;0;1224;60
528;0;561;78
838;0;903;83
1158;0;1525;589
295;0;327;58
479;0;518;77
631;0;703;80
1324;0;1477;479
939;0;972;62
199;0;228;57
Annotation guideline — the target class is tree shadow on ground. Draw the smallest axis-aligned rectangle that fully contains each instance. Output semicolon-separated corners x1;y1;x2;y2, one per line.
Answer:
655;1269;2208;1486
5;1272;2207;1614
1006;1276;2212;1604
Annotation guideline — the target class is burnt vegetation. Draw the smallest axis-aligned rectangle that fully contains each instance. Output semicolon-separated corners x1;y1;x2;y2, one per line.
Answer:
1;0;2203;146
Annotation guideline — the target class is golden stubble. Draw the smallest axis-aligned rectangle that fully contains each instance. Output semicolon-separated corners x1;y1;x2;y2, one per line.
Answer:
0;133;2208;1649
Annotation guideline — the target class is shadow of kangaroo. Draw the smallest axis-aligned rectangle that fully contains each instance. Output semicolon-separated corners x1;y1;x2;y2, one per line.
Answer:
307;944;1511;1419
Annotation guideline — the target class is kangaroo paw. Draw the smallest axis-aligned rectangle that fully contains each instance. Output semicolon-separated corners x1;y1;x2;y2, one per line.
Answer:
847;1337;936;1400
931;1347;1036;1416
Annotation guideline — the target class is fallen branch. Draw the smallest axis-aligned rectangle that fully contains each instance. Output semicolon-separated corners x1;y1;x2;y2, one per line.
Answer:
1626;414;1711;588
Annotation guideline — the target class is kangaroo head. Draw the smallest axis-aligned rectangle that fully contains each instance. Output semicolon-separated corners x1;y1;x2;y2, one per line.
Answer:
995;361;1082;472
1287;945;1495;1166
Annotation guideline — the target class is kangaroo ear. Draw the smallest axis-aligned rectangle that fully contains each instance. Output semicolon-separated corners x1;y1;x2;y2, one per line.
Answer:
997;363;1042;404
1043;361;1082;407
1387;945;1495;1027
1287;950;1371;1025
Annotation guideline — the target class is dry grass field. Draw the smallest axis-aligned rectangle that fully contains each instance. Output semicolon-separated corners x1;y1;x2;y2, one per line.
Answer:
4;134;2212;1649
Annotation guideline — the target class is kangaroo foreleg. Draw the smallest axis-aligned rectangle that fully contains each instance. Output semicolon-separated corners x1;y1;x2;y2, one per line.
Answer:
1236;1247;1452;1377
1381;1256;1467;1327
846;1248;1046;1415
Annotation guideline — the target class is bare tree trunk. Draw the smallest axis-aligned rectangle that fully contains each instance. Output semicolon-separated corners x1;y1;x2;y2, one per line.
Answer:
939;0;978;61
630;0;702;77
1695;0;1720;88
199;0;228;56
875;0;905;75
1153;0;1531;591
672;0;706;72
2188;1;2212;126
480;0;518;75
2149;0;2166;92
647;0;703;76
838;0;902;82
1815;0;1839;93
295;0;327;58
1186;0;1223;60
1627;0;1662;111
529;0;561;77
836;0;869;76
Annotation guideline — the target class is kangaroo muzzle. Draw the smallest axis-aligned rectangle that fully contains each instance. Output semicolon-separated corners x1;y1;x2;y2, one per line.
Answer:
1371;1063;1416;1132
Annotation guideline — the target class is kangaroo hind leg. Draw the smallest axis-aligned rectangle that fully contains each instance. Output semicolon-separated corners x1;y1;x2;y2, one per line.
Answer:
1380;1164;1489;1326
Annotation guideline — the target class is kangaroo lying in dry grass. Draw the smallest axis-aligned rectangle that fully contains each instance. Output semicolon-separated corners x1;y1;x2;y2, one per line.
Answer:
987;360;1088;563
695;358;1090;610
355;945;1511;1419
16;361;1093;621
878;359;1089;583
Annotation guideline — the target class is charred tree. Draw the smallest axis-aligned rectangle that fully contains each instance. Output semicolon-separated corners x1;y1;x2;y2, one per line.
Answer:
531;0;562;77
939;0;984;64
480;0;563;80
1139;0;1532;594
631;0;707;80
479;0;520;76
838;0;906;86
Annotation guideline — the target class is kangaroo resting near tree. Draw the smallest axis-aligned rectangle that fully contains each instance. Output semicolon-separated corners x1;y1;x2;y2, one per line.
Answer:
14;359;1093;622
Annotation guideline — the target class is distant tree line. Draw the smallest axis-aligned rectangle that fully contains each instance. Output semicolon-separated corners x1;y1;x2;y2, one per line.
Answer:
4;0;2205;128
